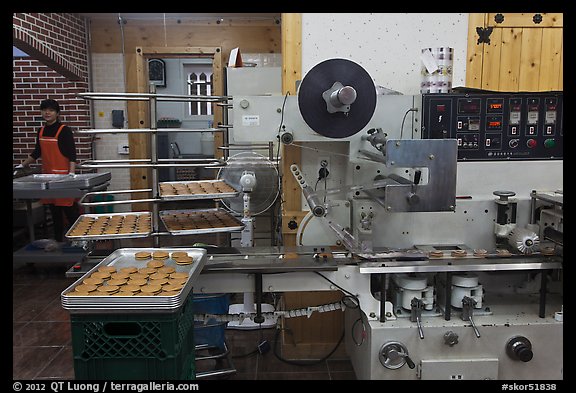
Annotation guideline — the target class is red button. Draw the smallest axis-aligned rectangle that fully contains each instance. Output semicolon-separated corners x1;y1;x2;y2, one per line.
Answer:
527;139;537;148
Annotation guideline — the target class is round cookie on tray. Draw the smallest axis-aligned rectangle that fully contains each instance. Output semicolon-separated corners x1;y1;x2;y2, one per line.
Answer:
174;255;194;265
135;251;152;260
152;250;170;260
140;284;163;295
147;259;165;268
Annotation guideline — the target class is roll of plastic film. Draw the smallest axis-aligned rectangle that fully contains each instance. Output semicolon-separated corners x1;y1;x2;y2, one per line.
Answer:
420;47;453;94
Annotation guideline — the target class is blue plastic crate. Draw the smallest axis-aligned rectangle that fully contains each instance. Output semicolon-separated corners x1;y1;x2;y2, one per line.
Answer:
193;294;229;349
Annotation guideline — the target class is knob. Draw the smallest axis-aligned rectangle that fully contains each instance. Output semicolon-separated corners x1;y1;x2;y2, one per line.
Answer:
544;139;556;148
444;331;459;346
506;336;533;362
406;192;420;205
287;220;298;230
493;190;516;201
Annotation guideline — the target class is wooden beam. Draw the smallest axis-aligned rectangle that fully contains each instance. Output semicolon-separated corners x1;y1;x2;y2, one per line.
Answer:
487;13;562;28
280;13;302;247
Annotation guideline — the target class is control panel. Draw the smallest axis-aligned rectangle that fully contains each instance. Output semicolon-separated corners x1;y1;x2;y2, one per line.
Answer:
421;92;563;161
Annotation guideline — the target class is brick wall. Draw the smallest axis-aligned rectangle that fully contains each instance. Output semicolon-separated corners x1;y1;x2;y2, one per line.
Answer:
13;58;92;167
12;13;92;169
13;13;88;81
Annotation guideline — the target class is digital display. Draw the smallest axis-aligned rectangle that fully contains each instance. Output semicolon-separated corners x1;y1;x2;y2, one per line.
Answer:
458;99;481;114
486;99;504;114
489;121;501;127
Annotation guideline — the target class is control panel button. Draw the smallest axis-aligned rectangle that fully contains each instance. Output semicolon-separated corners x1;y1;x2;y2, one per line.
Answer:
526;139;537;149
544;139;556;148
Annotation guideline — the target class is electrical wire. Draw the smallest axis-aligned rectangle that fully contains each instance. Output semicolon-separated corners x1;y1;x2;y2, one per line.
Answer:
314;272;367;347
399;107;418;140
272;326;344;366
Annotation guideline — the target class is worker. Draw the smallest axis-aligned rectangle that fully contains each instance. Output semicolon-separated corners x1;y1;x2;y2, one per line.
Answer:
19;99;80;242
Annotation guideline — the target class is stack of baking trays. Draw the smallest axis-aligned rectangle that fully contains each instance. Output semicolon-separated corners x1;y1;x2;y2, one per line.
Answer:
60;248;207;380
158;179;244;235
13;172;111;191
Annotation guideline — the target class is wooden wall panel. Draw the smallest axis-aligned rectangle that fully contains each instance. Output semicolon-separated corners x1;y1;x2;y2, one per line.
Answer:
518;28;543;91
465;13;486;89
499;28;523;91
487;13;563;28
539;28;563;90
559;41;563;89
480;28;502;91
466;13;563;92
89;19;280;63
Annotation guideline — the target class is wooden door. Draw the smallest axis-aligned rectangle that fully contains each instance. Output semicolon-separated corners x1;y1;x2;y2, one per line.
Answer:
466;13;563;92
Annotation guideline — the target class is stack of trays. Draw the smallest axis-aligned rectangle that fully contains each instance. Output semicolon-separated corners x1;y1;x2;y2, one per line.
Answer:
13;173;111;190
61;248;206;313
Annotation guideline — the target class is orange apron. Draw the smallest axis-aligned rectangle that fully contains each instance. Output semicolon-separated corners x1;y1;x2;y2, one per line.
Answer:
39;124;75;206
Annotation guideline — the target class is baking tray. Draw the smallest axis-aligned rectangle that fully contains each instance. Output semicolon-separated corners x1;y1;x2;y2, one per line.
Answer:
13;174;57;190
158;179;239;201
13;172;111;190
48;172;111;189
61;248;207;313
65;212;152;241
160;208;244;235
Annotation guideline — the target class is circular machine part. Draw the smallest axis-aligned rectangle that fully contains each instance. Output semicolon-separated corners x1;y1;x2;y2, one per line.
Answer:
508;227;540;254
297;58;377;138
217;151;280;216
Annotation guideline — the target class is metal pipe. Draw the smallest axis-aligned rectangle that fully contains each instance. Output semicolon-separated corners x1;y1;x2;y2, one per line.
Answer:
77;92;230;101
75;127;223;134
148;84;160;247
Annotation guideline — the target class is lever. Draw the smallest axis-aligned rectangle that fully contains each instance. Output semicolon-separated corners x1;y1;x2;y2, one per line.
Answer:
387;348;416;369
410;297;425;339
461;296;481;338
379;341;416;370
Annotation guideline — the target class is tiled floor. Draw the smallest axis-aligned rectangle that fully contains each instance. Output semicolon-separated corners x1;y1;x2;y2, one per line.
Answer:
13;261;356;381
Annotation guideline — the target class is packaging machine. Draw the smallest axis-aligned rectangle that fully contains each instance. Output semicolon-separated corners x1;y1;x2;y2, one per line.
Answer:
194;58;563;380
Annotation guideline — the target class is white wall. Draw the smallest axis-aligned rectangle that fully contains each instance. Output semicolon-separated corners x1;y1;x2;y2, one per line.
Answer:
90;53;130;211
302;13;469;94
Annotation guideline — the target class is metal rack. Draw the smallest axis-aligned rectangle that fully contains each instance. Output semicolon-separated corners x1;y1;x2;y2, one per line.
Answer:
72;86;239;379
72;86;242;247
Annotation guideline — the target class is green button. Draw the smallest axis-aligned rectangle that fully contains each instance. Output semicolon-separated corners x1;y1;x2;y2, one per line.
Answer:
544;139;556;148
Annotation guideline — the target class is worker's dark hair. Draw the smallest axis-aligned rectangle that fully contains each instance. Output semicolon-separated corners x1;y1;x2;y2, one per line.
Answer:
40;99;60;113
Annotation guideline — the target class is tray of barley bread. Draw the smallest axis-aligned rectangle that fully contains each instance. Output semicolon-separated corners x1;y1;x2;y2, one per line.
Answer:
65;212;152;240
160;208;244;235
158;179;239;201
61;247;206;313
